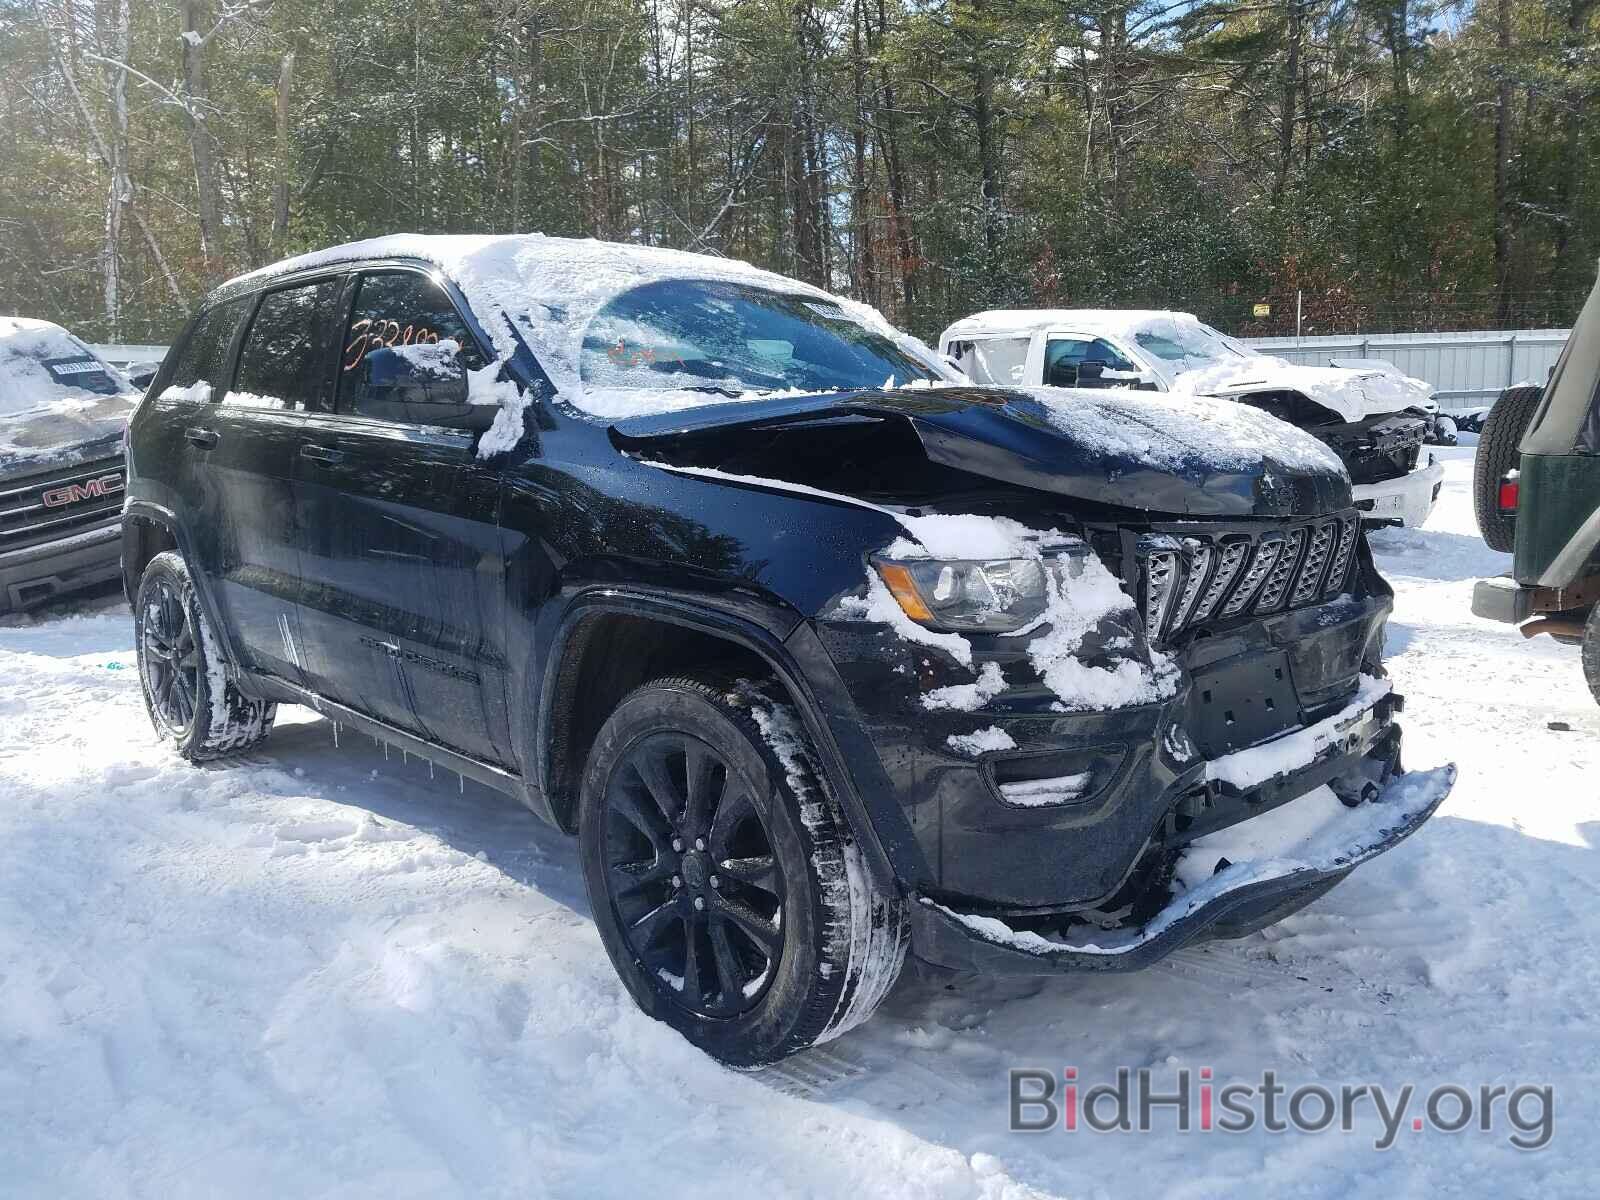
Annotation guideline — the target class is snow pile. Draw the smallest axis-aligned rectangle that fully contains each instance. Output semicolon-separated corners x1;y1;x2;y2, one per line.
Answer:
391;338;462;379
1171;357;1435;422
923;662;1007;711
222;390;289;410
996;773;1092;806
1026;386;1345;475
1207;674;1391;791
843;567;982;669
941;307;1186;347
945;726;1018;756
157;380;213;403
467;361;530;456
1025;547;1181;711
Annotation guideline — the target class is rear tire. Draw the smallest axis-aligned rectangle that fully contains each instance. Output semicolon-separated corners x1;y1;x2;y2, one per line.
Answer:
577;674;907;1066
1584;606;1600;710
134;550;276;761
1473;384;1543;552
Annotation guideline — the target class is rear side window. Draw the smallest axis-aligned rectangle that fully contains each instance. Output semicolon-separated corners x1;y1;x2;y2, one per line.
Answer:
951;336;1031;387
230;279;344;411
337;271;485;418
165;298;248;393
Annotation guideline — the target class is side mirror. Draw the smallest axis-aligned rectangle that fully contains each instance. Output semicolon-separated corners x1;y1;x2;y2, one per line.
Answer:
365;343;467;404
1076;360;1107;385
362;343;496;431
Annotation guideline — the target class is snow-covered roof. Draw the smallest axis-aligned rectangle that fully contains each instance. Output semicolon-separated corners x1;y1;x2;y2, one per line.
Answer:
941;309;1198;345
0;315;70;340
224;234;954;420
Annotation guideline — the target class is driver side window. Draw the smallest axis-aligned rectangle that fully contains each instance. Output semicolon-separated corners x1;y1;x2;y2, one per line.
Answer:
338;272;485;420
1044;337;1134;388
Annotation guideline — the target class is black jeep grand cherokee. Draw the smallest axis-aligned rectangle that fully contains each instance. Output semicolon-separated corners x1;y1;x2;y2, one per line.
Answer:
123;235;1454;1065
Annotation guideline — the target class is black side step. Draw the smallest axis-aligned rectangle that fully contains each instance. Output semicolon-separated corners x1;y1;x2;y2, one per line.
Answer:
247;673;551;819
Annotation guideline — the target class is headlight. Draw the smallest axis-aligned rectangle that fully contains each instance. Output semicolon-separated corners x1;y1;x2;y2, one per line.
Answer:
873;556;1048;633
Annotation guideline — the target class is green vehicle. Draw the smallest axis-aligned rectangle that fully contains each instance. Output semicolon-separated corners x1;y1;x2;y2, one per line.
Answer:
1471;270;1600;705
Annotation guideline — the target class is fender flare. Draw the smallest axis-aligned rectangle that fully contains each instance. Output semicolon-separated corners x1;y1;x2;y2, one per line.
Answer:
536;589;901;891
121;501;251;682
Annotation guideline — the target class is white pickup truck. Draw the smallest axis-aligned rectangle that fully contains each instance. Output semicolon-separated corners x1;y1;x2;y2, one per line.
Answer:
939;309;1445;528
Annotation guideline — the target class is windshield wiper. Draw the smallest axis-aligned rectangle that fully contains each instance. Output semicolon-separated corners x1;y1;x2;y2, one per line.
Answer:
676;384;750;397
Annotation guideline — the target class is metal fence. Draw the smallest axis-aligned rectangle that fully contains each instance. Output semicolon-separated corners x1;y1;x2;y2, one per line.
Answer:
89;343;169;369
1242;329;1569;412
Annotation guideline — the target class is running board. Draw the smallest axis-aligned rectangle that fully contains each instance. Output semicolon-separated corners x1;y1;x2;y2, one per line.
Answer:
249;674;543;813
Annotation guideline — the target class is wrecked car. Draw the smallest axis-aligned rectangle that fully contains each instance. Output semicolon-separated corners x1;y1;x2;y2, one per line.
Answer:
940;310;1446;528
1;318;139;612
1472;273;1600;707
122;235;1455;1065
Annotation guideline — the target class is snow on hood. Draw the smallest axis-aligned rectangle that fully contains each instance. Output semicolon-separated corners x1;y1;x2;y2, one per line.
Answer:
0;318;137;470
224;235;958;443
1169;356;1435;423
616;384;1352;520
1026;385;1345;475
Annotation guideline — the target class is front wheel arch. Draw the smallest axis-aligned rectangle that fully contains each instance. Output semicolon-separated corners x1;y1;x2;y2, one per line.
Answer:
535;593;903;894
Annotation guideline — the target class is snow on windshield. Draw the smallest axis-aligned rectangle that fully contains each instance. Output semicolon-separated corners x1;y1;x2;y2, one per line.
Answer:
0;318;131;416
1129;315;1250;377
577;279;936;418
224;235;957;430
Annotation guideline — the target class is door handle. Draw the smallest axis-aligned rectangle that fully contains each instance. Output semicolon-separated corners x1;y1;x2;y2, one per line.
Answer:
183;426;220;450
299;444;345;465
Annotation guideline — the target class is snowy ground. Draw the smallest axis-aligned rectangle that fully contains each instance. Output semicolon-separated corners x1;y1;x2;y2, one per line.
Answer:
2;445;1595;1198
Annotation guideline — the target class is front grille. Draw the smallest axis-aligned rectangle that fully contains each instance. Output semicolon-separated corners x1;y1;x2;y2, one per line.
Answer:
1137;513;1361;645
0;457;125;555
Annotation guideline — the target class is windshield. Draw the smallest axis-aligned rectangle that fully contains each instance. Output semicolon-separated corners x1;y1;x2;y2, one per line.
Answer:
0;324;130;416
1132;319;1251;376
579;278;937;411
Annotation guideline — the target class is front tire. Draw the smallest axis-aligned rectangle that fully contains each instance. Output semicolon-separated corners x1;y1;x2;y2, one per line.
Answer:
578;675;906;1066
1473;384;1543;552
134;550;275;761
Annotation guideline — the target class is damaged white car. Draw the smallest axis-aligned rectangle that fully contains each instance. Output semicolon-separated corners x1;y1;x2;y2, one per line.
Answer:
940;310;1446;528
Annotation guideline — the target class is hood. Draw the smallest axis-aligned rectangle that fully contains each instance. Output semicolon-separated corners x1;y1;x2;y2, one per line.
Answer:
611;384;1350;520
0;393;135;475
1172;356;1434;423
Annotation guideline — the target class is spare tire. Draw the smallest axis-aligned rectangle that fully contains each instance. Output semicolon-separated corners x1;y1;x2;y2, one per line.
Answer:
1473;384;1544;552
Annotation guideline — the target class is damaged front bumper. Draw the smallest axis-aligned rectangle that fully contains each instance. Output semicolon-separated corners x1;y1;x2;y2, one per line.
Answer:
1351;454;1444;528
910;764;1455;974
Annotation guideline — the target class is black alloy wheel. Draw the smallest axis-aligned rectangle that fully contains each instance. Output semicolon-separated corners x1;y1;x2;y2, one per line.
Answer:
578;674;908;1065
602;730;785;1018
140;575;202;735
133;550;277;761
